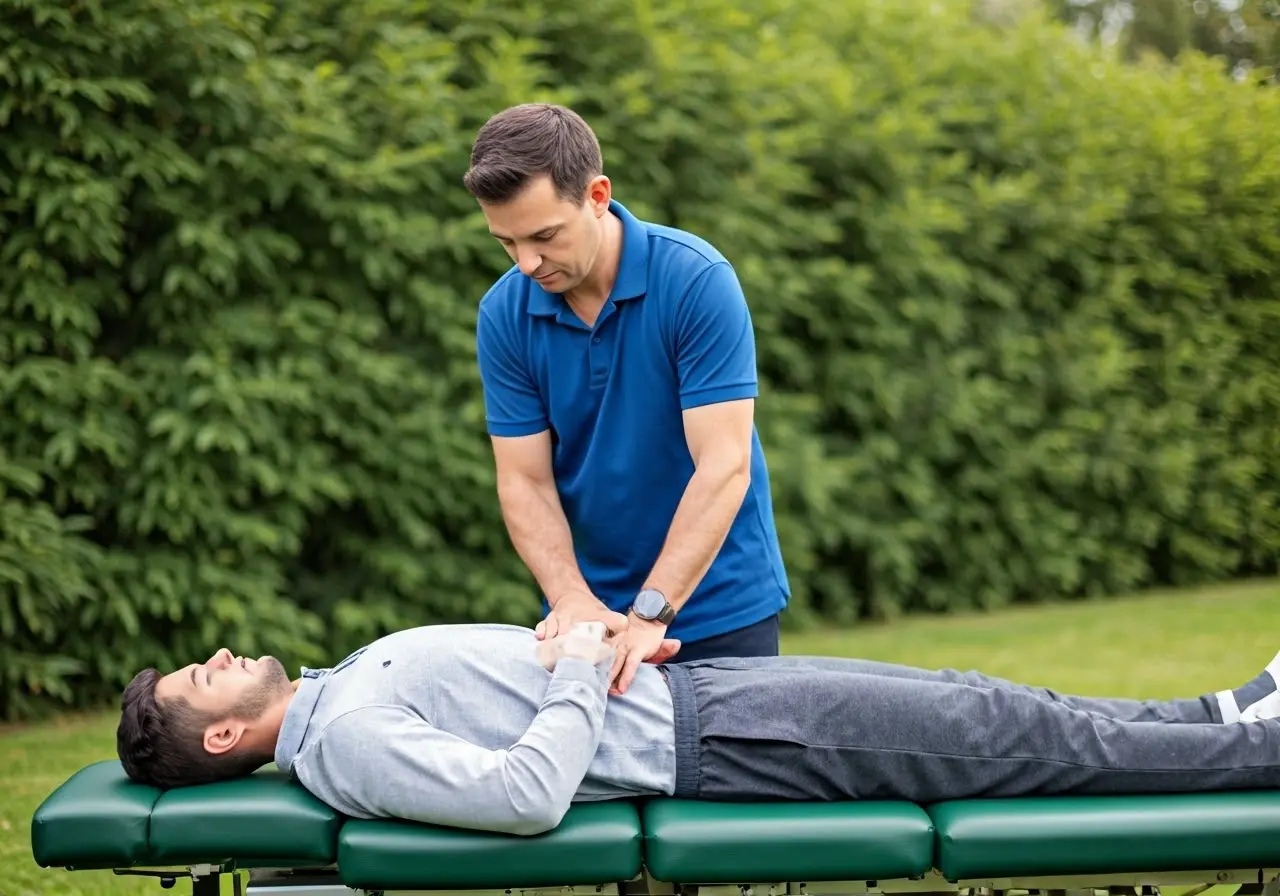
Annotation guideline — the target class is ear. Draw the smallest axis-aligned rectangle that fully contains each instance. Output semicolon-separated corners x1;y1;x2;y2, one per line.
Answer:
586;175;612;214
203;719;247;756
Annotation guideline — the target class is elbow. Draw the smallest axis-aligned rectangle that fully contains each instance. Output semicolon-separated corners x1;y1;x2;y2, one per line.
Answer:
503;767;574;836
508;798;571;836
495;469;542;516
708;462;751;514
696;439;751;483
711;449;752;495
496;466;551;502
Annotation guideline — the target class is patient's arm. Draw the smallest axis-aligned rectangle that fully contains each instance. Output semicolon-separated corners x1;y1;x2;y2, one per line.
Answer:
294;656;609;836
536;627;616;670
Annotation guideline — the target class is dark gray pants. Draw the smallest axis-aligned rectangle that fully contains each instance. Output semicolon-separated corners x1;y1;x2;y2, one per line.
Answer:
660;655;1280;803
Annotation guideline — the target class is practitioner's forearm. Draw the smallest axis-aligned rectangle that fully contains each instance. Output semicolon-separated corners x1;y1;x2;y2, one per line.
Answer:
642;459;750;611
498;470;593;605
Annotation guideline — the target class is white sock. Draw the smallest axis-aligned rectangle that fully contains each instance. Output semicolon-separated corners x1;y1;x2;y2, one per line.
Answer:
1215;650;1280;723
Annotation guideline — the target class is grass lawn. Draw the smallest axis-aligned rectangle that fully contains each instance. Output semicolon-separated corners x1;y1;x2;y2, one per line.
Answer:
2;576;1278;895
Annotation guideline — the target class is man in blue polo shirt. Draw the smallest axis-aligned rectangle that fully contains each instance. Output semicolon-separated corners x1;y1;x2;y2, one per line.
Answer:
463;103;790;693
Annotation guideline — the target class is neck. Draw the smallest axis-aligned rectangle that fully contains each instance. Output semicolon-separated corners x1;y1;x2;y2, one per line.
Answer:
567;210;623;311
246;692;294;756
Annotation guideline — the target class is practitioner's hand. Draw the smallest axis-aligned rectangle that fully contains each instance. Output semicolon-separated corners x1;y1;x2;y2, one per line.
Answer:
535;623;615;671
536;589;629;642
608;617;681;696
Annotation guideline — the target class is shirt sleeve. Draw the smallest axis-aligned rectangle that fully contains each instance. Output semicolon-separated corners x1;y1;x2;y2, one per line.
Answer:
673;261;760;411
299;657;609;836
476;305;549;437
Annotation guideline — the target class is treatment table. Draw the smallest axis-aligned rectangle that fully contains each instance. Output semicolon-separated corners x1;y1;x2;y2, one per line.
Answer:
31;760;1280;896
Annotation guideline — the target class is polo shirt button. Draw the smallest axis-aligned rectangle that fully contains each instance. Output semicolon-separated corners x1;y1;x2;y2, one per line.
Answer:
592;336;601;343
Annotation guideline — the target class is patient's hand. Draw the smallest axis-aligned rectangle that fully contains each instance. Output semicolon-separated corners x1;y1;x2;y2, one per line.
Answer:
536;623;614;671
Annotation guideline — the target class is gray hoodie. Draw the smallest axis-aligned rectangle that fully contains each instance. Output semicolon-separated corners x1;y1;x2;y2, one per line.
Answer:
273;623;678;835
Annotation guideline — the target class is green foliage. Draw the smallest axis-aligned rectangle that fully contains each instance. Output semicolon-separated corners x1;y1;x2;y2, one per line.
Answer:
1049;0;1280;83
1;0;1277;718
753;2;1280;621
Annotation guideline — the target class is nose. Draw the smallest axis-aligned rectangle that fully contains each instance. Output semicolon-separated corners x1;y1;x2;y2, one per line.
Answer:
516;247;542;277
208;647;233;668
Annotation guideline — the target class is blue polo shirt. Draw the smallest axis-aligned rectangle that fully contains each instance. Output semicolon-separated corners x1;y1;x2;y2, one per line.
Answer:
475;200;789;645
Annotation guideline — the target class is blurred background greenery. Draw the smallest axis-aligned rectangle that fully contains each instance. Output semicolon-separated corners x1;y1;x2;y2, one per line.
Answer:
5;0;1280;890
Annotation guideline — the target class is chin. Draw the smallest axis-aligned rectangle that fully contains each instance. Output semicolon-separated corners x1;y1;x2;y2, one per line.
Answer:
260;656;292;692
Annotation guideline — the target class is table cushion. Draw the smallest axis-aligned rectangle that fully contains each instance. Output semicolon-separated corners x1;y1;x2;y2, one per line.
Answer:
931;792;1280;880
31;760;160;869
149;770;341;865
337;801;644;890
642;799;936;883
30;760;341;870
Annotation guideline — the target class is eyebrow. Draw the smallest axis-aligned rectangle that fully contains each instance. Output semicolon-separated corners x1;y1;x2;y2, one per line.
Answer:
190;666;197;686
489;225;561;241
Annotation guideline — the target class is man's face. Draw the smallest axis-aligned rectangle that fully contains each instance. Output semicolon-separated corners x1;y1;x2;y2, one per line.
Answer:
155;647;292;754
479;174;611;295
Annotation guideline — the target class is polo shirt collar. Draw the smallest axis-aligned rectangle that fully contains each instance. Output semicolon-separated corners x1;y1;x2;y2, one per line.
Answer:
274;645;368;775
274;667;326;775
527;199;648;316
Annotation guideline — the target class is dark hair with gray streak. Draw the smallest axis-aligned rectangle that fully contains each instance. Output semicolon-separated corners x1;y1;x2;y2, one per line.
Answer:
463;103;603;204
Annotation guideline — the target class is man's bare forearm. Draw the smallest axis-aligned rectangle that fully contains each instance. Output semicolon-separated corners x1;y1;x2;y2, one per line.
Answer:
498;472;593;605
642;463;751;611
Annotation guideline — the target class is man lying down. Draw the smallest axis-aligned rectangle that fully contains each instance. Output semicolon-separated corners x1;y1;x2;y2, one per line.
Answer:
116;621;1280;837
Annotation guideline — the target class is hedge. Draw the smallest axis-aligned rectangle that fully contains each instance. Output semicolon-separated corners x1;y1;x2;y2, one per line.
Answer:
1;0;1277;719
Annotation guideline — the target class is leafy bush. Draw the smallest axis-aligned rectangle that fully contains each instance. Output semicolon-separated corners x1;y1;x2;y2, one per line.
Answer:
749;2;1280;620
1;0;1276;719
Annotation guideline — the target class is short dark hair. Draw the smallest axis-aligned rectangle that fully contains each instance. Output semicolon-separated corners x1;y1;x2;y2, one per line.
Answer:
463;103;603;204
116;668;264;789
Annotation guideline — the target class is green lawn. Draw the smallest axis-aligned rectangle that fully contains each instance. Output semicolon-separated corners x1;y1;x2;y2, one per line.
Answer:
3;577;1278;895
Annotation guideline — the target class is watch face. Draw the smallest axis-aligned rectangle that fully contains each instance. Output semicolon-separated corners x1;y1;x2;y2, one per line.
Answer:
636;590;665;618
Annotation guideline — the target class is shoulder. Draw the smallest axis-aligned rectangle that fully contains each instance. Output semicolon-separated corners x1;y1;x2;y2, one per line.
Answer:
640;223;745;336
478;265;531;318
297;704;411;769
641;224;749;328
288;705;410;818
476;266;534;353
644;221;733;296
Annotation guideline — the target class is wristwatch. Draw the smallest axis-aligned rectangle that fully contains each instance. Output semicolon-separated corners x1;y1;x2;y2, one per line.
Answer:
631;588;676;625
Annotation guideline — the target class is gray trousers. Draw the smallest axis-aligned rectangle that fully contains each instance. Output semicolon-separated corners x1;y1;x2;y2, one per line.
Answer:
660;655;1280;802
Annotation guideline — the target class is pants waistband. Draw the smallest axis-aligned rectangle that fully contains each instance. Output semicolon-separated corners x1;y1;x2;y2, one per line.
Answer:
660;662;700;799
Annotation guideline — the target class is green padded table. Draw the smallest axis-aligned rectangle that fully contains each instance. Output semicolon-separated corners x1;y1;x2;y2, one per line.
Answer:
931;792;1280;880
31;760;645;892
29;760;342;870
336;804;644;891
29;760;1280;896
642;799;935;883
